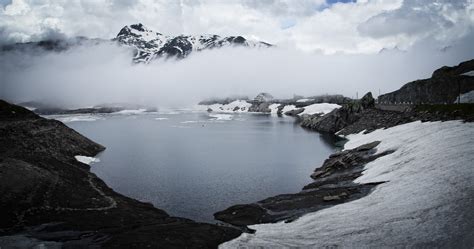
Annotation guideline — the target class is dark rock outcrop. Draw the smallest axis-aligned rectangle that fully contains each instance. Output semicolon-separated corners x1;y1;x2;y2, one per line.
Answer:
284;108;304;116
0;100;240;248
378;59;474;104
248;102;271;113
215;141;393;227
300;92;375;133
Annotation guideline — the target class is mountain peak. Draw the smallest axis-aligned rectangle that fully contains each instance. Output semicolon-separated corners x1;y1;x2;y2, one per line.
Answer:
115;23;272;63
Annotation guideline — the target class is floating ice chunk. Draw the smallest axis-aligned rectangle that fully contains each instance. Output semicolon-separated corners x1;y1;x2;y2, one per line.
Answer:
114;108;147;115
49;115;103;123
154;117;169;120
75;155;100;165
209;114;233;120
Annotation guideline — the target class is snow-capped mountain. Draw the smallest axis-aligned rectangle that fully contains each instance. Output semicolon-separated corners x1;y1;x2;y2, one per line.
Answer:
114;23;272;63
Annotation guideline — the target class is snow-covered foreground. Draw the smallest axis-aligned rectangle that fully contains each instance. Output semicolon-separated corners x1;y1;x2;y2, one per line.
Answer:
221;121;474;248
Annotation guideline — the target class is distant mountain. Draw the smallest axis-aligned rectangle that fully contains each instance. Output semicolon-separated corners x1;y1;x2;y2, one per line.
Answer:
114;23;272;63
0;37;109;53
1;23;272;63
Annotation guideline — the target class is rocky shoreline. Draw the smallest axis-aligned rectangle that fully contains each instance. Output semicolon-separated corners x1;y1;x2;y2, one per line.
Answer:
213;92;473;229
0;100;240;248
212;59;474;231
2;59;473;247
215;141;393;227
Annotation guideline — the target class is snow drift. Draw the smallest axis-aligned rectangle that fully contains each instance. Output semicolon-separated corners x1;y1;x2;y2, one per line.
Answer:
221;120;474;248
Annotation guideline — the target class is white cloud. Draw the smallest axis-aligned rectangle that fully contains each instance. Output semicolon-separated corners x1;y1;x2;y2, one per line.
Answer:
0;0;473;53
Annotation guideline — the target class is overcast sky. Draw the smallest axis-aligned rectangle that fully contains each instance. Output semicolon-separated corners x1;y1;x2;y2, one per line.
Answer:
1;0;473;107
1;0;473;53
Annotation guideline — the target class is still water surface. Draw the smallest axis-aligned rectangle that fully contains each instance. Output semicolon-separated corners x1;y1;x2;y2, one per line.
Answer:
66;112;337;222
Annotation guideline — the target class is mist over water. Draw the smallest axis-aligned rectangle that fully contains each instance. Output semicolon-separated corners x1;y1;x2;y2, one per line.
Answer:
1;34;474;108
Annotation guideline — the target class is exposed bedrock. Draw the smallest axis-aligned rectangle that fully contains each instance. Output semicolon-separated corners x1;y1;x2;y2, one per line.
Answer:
378;59;474;104
300;92;375;133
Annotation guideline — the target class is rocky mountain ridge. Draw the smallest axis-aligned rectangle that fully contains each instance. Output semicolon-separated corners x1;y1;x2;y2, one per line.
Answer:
115;23;272;62
1;23;272;63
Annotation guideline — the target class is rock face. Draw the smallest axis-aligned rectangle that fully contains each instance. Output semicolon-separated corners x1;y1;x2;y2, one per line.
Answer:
248;93;275;112
248;102;272;113
0;100;240;248
115;23;272;63
300;92;375;133
214;141;393;226
378;59;474;104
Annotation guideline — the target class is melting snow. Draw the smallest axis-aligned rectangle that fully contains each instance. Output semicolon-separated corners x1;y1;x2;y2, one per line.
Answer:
461;70;474;76
221;121;474;248
75;155;100;165
455;90;474;103
113;109;147;115
296;98;314;102
199;100;252;113
49;115;103;123
269;104;280;114
281;105;297;114
209;114;233;121
298;103;341;116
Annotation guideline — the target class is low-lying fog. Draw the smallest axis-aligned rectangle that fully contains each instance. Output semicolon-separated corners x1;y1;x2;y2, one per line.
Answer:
1;34;473;109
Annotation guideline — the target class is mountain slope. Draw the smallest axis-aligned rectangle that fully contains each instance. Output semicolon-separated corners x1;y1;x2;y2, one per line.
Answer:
114;23;272;63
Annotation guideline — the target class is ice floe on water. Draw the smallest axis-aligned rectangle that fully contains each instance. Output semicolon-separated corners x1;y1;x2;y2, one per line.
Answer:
154;117;169;120
48;115;104;123
113;108;147;115
298;103;341;116
221;120;474;248
75;155;100;165
209;114;233;121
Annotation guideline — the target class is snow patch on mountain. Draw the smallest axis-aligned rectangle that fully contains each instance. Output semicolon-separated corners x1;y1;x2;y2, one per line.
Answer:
115;23;271;63
75;155;100;165
455;90;474;103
